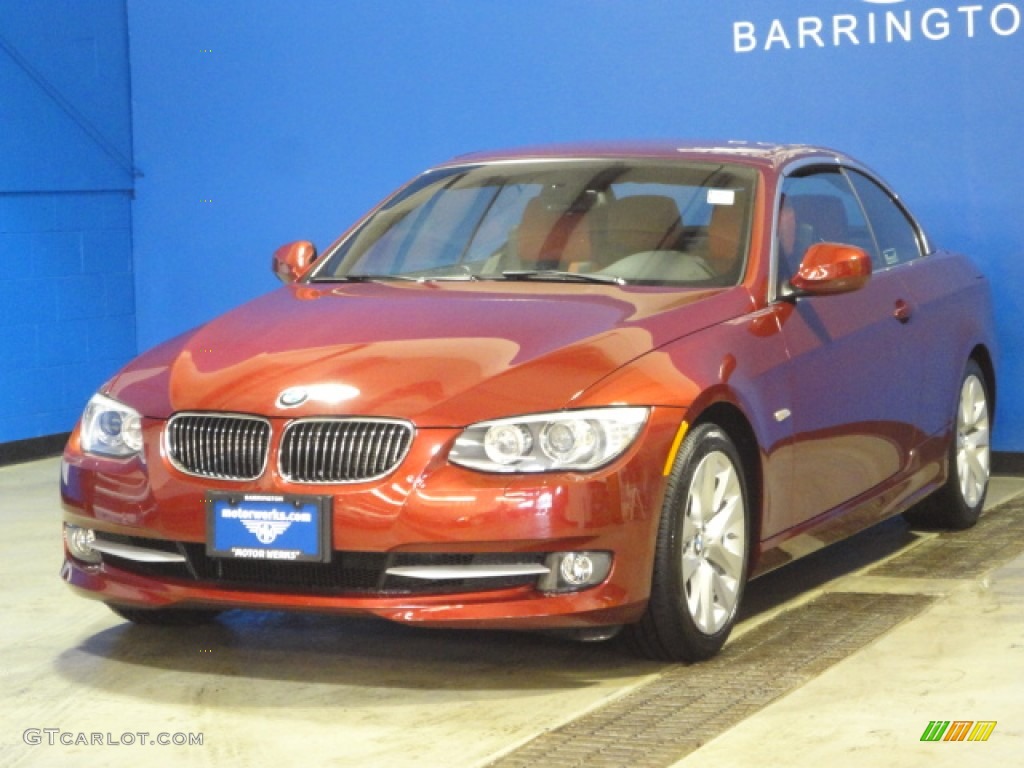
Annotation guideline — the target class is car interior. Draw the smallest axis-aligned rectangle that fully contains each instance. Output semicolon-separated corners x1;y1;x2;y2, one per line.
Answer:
495;187;747;285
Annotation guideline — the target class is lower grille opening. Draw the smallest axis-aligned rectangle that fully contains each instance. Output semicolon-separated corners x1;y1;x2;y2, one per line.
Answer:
95;534;547;596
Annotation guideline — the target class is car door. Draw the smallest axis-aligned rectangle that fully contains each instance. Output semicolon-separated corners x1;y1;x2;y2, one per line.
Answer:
843;167;936;436
764;167;924;539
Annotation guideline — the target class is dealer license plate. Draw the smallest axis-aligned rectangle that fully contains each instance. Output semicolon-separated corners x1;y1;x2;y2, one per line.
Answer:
206;493;331;563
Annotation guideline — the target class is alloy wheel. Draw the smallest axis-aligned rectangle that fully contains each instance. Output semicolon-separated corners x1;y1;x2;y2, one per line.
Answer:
680;450;747;635
957;373;990;509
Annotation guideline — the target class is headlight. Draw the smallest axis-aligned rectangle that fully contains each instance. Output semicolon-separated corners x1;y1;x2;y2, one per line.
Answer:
449;407;648;473
80;393;144;458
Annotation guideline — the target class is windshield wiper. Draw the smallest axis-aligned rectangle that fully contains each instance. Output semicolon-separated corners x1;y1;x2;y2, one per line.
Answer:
309;274;421;283
499;270;626;285
414;272;479;282
311;271;484;284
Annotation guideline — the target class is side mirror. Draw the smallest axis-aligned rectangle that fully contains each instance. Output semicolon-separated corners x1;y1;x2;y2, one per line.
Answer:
785;242;871;298
272;241;318;284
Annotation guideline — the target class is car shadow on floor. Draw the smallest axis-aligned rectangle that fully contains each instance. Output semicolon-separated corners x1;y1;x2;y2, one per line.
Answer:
54;606;664;704
739;514;921;619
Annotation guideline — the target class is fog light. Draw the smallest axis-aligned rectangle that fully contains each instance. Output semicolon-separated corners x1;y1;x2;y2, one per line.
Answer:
538;551;612;593
561;553;595;584
64;524;101;565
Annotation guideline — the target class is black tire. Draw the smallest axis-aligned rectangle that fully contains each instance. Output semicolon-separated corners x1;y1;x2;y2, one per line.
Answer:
904;359;991;530
107;604;222;626
626;423;750;662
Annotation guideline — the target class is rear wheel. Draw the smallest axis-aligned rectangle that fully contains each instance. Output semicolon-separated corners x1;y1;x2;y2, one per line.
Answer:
904;359;991;529
626;423;750;662
107;604;222;626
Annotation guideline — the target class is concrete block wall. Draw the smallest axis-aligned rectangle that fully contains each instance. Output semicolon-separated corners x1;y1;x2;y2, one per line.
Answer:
0;0;136;447
0;192;134;441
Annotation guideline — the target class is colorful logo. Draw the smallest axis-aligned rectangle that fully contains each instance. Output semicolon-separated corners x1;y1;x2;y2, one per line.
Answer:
920;721;997;742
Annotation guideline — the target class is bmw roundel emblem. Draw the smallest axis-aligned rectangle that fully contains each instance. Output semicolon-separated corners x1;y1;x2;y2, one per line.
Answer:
277;387;308;408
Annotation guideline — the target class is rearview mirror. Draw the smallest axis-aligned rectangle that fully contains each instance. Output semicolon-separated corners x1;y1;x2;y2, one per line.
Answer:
272;241;318;284
785;242;871;298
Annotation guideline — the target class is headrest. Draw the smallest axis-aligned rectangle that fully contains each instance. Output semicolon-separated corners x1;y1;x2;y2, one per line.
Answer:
603;195;683;256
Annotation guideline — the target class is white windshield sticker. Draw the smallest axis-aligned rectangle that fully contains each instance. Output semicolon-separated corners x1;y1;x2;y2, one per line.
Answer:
707;189;736;205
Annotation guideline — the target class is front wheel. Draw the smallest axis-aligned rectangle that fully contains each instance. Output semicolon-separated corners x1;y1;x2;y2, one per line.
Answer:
904;359;991;530
626;423;750;662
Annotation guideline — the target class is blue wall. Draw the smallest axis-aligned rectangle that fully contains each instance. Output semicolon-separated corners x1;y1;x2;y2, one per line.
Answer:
125;0;1024;451
4;1;1023;451
0;0;136;443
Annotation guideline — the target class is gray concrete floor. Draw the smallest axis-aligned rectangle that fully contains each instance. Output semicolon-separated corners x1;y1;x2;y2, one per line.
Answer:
2;457;1022;767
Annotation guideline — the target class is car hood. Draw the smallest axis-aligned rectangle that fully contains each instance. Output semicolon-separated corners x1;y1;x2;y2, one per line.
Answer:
107;281;753;426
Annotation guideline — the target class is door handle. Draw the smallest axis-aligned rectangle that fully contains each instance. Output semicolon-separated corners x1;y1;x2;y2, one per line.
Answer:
893;299;913;324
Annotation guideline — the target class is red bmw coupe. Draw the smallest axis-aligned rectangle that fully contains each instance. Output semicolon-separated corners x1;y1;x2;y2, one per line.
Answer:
61;142;996;661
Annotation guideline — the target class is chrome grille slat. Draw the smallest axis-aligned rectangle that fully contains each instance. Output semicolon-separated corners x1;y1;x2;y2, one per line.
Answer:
280;418;413;484
166;413;271;481
353;423;367;479
326;422;341;478
200;417;212;473
381;425;396;471
340;422;355;479
312;421;327;480
228;421;239;478
357;424;370;479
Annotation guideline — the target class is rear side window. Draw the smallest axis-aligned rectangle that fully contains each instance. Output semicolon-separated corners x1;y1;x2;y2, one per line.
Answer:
846;170;924;269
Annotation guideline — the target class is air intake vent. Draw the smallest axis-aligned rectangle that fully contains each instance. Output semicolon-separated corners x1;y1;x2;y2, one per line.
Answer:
280;418;413;483
166;413;271;481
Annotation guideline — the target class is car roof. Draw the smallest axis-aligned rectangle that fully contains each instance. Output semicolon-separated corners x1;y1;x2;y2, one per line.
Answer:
438;141;853;173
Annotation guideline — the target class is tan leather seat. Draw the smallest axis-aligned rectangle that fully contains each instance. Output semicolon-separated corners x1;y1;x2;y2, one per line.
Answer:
516;197;593;270
706;201;744;278
599;195;683;266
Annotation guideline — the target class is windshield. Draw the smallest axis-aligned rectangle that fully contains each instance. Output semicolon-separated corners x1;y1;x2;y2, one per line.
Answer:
311;160;758;286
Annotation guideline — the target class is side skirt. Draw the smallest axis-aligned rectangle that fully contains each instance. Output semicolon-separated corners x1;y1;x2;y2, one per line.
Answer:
750;432;948;579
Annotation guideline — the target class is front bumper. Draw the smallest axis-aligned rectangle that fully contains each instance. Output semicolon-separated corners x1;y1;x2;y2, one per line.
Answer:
60;554;647;629
60;410;682;629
